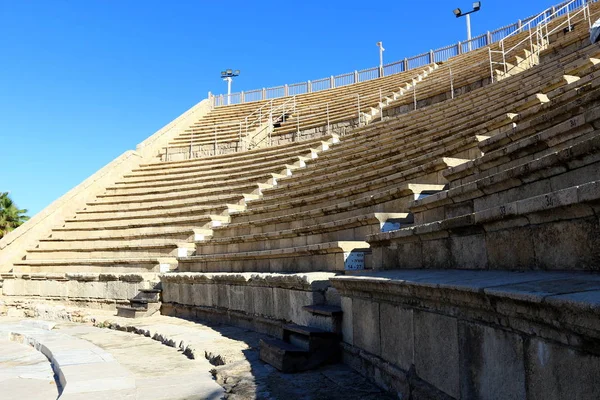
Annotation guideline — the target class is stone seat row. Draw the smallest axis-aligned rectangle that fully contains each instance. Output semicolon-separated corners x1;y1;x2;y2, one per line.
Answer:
195;213;406;256
170;66;433;150
144;135;336;170
272;66;438;136
369;177;600;270
254;46;600;205
444;73;600;187
252;91;553;211
212;184;442;238
405;81;600;224
412;133;600;227
267;50;584;189
367;73;600;270
14;135;342;273
177;31;600;275
178;240;370;273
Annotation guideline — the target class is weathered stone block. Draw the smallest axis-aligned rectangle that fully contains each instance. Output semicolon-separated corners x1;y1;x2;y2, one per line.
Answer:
106;280;135;300
459;322;525;400
450;233;488;269
530;218;600;270
253;286;274;317
414;311;459;398
526;338;600;400
179;283;194;306
341;296;353;345
352;298;380;357
227;285;245;312
395;241;423;269
422;238;451;269
486;227;535;270
380;303;413;371
217;284;230;309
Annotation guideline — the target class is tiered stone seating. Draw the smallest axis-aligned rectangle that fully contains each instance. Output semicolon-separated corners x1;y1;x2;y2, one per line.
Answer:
12;135;339;275
176;23;598;276
370;74;600;270
165;64;439;159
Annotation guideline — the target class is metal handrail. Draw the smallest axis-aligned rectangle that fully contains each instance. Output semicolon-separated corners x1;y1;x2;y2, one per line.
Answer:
490;0;591;79
210;0;597;107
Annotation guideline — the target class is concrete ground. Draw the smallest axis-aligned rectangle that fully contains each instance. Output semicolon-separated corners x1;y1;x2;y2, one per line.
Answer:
0;310;393;400
0;336;58;400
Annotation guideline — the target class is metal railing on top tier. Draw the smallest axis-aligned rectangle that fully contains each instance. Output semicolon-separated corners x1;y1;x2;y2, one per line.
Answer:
209;0;598;107
489;0;593;82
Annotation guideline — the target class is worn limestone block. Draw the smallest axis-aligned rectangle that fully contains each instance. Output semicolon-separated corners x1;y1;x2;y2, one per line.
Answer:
161;279;175;303
526;338;600;400
352;297;380;357
41;279;69;298
23;279;41;297
217;284;230;309
341;296;353;345
1;278;23;296
394;241;423;269
271;287;291;321
241;285;255;315
205;283;219;307
104;280;130;300
179;283;195;306
450;233;488;269
414;311;459;399
380;303;413;371
422;238;451;269
531;218;600;270
252;286;274;317
459;322;525;400
227;285;245;312
485;227;536;270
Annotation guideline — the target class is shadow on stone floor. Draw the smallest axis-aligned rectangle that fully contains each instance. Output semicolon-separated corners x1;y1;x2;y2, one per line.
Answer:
181;318;395;400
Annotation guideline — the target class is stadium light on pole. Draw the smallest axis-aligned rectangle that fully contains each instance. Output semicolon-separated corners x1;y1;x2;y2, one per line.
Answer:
453;2;481;51
377;41;385;77
221;69;240;105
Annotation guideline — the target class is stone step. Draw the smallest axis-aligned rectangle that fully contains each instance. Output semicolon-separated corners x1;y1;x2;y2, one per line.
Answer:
258;323;342;372
302;304;343;317
302;305;343;334
259;338;310;373
135;288;161;302
283;324;340;352
115;305;148;318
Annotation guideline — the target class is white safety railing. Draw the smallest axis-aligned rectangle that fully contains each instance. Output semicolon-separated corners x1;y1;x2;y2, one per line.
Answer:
210;0;597;107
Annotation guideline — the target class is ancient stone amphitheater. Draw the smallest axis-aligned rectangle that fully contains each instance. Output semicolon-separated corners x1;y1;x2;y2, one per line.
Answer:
2;1;600;398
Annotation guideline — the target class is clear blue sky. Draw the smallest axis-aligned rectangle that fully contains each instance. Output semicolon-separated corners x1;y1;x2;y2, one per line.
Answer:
1;0;557;217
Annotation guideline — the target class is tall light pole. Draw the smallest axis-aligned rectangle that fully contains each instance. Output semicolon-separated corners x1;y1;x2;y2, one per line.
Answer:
453;2;481;51
220;69;240;105
376;41;385;77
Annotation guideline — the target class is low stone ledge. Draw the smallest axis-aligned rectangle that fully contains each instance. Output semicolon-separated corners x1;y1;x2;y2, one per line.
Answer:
2;273;159;303
160;272;340;333
161;272;336;290
331;269;600;347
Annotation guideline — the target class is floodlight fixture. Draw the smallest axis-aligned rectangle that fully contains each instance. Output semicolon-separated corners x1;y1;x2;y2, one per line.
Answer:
220;69;241;105
453;2;481;50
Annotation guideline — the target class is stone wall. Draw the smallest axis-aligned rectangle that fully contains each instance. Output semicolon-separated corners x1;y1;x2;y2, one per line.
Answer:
1;272;158;309
160;272;340;337
331;270;600;400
